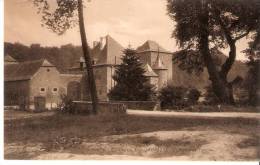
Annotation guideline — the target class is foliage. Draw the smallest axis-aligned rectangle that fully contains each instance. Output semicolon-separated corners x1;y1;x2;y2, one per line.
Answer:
243;43;260;105
108;49;155;101
58;95;76;114
32;0;99;114
167;0;259;52
203;85;221;105
158;85;188;109
245;61;260;106
173;48;224;75
4;42;83;71
33;0;78;35
167;0;260;103
187;88;201;104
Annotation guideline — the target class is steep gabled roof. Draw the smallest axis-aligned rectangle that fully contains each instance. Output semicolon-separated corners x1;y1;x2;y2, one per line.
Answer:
4;59;55;82
143;63;158;77
91;35;125;65
106;35;125;64
137;40;168;52
152;55;167;70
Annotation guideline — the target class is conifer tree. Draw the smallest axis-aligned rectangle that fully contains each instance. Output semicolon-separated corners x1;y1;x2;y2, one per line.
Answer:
108;49;155;101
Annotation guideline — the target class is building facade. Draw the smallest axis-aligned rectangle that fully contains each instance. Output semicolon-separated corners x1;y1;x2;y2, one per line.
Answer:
71;35;173;101
4;57;83;110
4;35;174;109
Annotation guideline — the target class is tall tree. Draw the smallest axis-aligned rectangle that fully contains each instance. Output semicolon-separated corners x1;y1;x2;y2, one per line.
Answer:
167;0;260;104
243;41;260;105
108;49;155;101
33;0;98;114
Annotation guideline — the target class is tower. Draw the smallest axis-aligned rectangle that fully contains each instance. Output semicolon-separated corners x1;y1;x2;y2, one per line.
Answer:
152;54;168;89
143;63;159;89
136;40;173;83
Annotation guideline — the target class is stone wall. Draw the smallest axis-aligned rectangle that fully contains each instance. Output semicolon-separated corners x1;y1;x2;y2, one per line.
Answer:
73;101;126;114
111;101;157;110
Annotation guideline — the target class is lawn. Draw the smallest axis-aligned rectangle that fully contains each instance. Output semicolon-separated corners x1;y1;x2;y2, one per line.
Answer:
4;110;260;160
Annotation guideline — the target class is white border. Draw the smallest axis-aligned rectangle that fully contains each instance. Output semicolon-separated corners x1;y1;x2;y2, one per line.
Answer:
1;0;4;163
0;0;259;165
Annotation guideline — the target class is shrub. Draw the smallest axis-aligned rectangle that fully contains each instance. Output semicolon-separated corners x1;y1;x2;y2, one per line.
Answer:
158;86;188;109
58;95;76;114
187;88;201;104
203;85;221;105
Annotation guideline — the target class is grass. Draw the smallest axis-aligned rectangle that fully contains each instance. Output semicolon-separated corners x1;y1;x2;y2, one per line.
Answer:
182;105;260;112
4;111;260;160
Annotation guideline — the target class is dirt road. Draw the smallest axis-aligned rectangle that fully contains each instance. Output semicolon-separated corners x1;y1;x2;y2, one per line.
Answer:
127;110;260;120
4;109;260;160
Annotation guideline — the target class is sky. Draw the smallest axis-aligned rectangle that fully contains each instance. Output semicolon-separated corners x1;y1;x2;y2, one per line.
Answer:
4;0;250;60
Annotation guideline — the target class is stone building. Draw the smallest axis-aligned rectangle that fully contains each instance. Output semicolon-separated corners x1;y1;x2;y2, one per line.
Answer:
136;40;173;86
4;35;174;109
69;35;125;101
71;35;173;101
4;58;83;110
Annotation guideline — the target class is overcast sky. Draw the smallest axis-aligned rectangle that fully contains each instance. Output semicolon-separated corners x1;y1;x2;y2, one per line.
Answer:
4;0;249;60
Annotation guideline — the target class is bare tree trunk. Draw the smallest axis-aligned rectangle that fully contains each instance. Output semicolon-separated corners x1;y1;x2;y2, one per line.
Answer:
77;0;98;114
199;1;233;104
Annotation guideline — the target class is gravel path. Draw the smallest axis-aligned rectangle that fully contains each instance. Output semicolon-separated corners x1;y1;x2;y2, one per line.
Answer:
127;110;260;120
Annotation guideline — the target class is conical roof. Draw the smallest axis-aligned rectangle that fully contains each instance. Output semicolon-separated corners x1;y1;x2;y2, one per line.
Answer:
152;55;167;70
143;63;158;77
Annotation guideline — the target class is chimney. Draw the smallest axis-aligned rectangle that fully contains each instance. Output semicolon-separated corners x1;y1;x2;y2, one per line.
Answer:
100;36;106;49
93;41;99;48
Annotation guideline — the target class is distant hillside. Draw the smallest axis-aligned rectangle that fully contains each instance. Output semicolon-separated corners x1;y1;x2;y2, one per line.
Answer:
4;42;248;91
171;50;249;91
4;42;83;71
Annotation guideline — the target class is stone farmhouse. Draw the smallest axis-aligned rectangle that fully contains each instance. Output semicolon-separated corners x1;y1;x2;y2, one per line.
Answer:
69;35;173;100
4;35;249;110
4;55;83;110
4;35;175;110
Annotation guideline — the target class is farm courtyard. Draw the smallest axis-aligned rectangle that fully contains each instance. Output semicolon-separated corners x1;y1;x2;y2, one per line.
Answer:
4;108;260;161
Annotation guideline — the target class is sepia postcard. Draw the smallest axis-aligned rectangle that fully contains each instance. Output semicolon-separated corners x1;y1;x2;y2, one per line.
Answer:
1;0;260;163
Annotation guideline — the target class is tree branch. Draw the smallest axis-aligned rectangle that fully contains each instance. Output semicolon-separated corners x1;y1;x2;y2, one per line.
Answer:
212;7;234;45
234;29;251;41
211;6;236;79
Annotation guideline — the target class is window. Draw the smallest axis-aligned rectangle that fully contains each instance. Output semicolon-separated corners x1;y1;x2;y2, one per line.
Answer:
53;88;58;93
40;87;46;92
